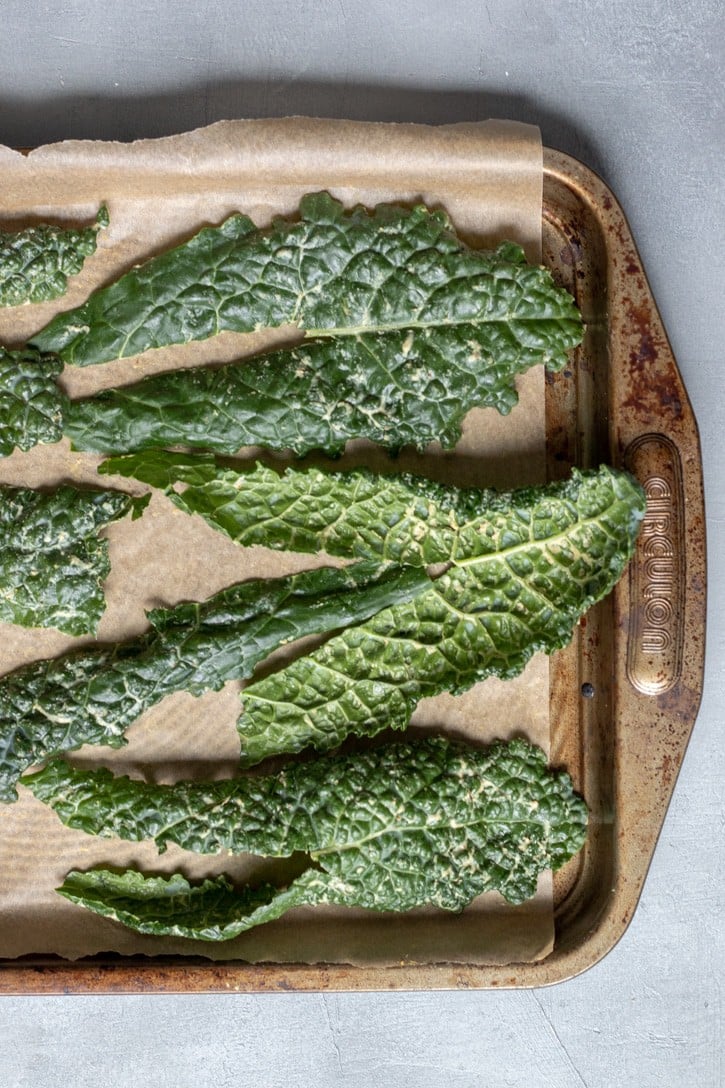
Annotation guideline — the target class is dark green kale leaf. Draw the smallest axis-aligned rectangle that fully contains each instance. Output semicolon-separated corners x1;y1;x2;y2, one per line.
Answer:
63;317;575;457
0;346;67;455
30;195;582;379
100;453;476;565
0;206;108;307
0;561;429;801
0;484;132;636
25;736;588;938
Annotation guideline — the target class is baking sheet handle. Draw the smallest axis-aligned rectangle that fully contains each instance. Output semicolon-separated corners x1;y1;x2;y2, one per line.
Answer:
611;204;706;922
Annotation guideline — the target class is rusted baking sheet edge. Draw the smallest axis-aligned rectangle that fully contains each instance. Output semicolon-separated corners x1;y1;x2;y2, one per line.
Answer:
0;147;706;993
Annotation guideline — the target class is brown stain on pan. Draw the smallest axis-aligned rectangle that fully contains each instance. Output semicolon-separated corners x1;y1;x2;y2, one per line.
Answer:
621;298;684;422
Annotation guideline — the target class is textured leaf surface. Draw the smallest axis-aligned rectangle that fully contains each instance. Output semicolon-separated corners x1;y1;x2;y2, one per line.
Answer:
0;207;108;307
234;466;645;763
100;453;486;566
0;561;429;802
99;457;645;764
0;485;132;636
57;870;284;942
31;195;581;373
27;736;589;938
0;347;67;455
64;317;577;456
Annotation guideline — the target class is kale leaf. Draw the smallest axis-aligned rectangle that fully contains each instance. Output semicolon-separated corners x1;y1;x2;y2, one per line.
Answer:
0;484;132;636
30;196;581;383
0;346;67;455
63;315;577;456
25;736;588;938
0;561;429;801
236;464;644;762
0;207;108;307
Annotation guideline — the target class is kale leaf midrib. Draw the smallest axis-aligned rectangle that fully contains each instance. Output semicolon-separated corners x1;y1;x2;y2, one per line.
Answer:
304;313;569;337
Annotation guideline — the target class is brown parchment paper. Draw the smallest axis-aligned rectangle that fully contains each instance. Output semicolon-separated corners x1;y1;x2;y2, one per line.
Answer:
0;118;553;967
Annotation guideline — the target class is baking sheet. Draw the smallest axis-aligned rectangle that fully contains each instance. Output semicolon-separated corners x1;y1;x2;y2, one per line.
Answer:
0;119;553;965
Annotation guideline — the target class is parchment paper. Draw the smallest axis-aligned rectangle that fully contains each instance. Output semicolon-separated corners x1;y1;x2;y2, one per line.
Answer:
0;118;553;966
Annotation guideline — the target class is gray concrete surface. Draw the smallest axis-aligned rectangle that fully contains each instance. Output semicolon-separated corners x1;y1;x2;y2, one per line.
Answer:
0;1;723;1085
